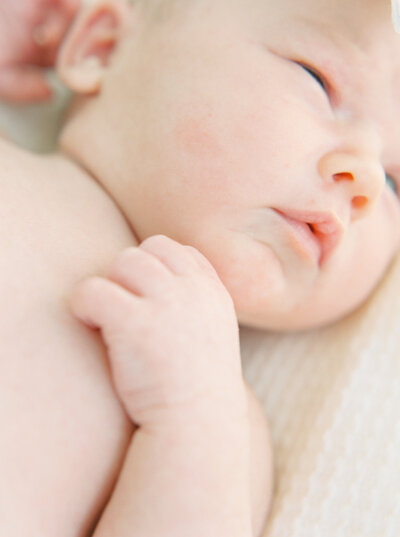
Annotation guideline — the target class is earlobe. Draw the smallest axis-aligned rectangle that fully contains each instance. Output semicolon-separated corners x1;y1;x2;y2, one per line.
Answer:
56;0;131;95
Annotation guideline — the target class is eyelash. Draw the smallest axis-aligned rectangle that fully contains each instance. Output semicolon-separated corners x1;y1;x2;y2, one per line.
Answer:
297;62;328;93
295;62;399;197
385;173;398;195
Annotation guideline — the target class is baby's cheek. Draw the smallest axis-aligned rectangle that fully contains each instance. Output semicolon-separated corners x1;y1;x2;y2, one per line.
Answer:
174;116;225;162
171;114;237;208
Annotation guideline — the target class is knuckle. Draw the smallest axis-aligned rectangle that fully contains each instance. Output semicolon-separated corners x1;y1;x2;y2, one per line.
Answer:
184;245;216;271
114;246;139;266
80;276;107;296
109;247;142;276
141;234;174;250
79;276;130;311
183;244;203;258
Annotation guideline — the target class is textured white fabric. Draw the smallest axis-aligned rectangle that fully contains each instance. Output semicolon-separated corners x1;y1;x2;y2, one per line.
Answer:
393;0;400;33
2;91;400;537
242;255;400;536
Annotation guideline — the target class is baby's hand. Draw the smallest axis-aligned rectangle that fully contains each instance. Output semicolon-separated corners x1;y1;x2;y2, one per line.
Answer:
70;235;245;427
0;0;79;102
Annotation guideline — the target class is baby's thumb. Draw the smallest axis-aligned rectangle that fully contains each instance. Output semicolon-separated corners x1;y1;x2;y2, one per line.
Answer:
0;65;52;103
69;276;135;331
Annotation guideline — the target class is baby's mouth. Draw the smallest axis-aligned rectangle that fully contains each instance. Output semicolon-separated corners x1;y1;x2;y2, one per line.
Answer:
273;208;345;265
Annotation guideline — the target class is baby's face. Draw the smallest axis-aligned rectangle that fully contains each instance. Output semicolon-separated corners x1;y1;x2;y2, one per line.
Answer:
82;0;400;329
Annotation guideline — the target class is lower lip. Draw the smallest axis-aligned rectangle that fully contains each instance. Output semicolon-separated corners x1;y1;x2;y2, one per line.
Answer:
274;210;321;264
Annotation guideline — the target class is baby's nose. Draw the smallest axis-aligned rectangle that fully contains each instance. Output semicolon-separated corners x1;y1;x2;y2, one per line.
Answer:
318;124;385;221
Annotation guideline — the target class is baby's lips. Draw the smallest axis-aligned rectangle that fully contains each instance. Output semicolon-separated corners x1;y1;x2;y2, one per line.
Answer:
275;207;345;264
309;215;345;263
312;225;343;263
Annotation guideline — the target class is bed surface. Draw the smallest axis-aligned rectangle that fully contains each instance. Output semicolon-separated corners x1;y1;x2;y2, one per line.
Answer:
242;253;400;535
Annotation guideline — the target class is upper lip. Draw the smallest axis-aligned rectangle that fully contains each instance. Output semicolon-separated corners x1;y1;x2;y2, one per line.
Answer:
273;208;345;264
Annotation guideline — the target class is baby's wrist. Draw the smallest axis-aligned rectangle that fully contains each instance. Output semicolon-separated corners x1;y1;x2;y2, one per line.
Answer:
134;377;249;433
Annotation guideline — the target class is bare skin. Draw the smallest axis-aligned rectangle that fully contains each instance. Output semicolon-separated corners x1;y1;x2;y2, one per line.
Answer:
0;139;134;536
0;1;272;535
3;0;400;535
0;1;273;534
69;233;274;537
0;137;272;536
0;0;78;101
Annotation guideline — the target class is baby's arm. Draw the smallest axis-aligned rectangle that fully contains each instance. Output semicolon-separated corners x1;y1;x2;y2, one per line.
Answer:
70;235;273;537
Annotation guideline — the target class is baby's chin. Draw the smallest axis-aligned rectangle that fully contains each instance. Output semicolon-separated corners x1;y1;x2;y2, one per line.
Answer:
196;229;345;331
232;273;382;332
234;296;351;332
236;305;343;332
208;256;329;331
224;270;369;332
209;235;389;333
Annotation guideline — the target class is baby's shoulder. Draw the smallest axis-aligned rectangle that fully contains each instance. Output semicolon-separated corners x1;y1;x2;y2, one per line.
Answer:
0;137;138;351
0;140;136;535
0;139;137;290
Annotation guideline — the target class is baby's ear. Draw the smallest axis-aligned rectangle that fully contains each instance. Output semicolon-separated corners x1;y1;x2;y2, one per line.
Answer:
56;0;131;94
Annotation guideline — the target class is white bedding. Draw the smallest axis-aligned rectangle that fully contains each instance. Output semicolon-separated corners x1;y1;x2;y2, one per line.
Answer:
2;92;400;537
242;254;400;536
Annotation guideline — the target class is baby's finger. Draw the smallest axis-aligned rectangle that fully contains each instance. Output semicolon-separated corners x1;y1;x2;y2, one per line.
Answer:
140;235;207;276
107;247;173;297
0;66;52;102
60;0;81;16
183;245;221;280
69;276;140;330
34;3;78;66
34;10;65;50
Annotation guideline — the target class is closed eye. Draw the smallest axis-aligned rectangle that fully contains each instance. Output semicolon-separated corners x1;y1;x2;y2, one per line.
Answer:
296;62;328;93
385;173;398;196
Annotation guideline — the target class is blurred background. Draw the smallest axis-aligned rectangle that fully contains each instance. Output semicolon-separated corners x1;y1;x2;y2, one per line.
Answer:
0;71;69;152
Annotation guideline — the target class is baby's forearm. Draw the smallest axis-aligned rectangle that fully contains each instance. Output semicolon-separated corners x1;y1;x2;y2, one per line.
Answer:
91;386;273;537
70;238;274;536
92;402;253;537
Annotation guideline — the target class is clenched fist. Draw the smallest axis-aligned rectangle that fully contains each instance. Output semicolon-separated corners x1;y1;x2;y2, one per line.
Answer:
70;235;246;428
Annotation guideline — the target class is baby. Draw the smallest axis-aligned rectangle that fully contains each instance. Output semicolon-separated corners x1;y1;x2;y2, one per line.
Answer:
1;0;400;535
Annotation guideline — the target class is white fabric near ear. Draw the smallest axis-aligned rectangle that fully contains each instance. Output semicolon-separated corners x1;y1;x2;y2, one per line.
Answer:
392;0;400;32
0;72;69;152
242;253;400;537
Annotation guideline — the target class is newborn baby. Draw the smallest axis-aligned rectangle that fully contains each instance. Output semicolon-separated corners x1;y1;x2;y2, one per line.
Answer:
1;0;400;535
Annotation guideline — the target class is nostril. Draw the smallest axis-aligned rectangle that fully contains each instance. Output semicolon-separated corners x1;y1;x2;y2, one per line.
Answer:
333;172;354;182
352;195;368;209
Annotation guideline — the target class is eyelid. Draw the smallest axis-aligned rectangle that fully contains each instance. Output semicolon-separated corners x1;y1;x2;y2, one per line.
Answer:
385;172;399;195
295;61;330;94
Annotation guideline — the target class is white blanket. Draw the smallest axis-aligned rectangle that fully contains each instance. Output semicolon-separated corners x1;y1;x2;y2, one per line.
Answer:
242;254;400;536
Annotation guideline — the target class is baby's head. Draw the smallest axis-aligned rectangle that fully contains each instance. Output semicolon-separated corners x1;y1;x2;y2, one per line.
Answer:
57;0;400;330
